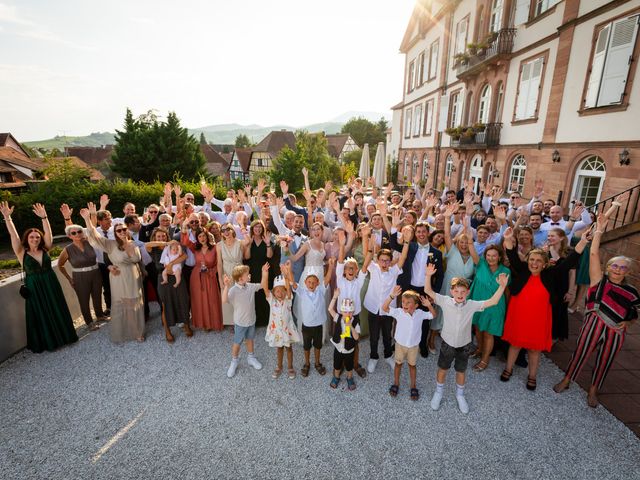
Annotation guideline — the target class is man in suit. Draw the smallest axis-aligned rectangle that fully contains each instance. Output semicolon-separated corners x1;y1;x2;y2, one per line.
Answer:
390;222;444;357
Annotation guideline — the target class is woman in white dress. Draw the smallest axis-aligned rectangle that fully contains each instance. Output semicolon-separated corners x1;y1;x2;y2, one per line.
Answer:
286;222;326;284
216;222;248;325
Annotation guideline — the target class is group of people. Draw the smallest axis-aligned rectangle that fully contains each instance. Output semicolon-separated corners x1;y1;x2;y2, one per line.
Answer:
1;170;637;412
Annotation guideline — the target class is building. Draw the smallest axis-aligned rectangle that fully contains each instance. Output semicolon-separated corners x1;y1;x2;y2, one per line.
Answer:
64;146;114;166
200;143;230;182
249;130;296;179
393;0;640;209
0;133;44;189
229;147;252;183
325;134;360;162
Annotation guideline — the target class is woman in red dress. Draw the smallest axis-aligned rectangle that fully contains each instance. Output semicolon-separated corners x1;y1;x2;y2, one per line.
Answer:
182;225;223;331
501;227;589;390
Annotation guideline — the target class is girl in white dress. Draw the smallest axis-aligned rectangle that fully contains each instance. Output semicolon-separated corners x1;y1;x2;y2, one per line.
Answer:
264;262;301;379
286;221;326;285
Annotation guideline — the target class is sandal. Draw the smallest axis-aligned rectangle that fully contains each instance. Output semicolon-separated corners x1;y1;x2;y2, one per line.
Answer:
301;363;310;377
587;392;599;408
410;388;420;401
500;368;513;382
89;323;100;331
287;369;296;379
347;378;356;391
389;384;399;397
330;376;340;389
272;368;282;379
526;376;537;391
553;380;570;393
470;349;482;359
473;360;488;372
355;365;367;378
315;363;327;376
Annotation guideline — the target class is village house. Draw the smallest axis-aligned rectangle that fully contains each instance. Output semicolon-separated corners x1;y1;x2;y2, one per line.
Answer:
325;133;360;162
248;130;296;179
229;147;252;183
200;143;230;182
0;133;44;189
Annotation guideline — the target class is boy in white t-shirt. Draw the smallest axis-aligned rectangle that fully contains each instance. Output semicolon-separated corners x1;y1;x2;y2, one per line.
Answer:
382;286;435;401
424;264;509;414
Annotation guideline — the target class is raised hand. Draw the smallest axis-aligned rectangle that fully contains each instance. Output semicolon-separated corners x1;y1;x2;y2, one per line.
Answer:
99;194;110;210
60;203;73;219
420;295;432;307
494;204;507;221
391;208;402;228
534;179;544;198
496;272;509;287
595;213;608;232
79;208;91;221
301;167;308;178
503;226;514;240
173;184;182;199
425;263;437;277
223;274;232;287
261;262;270;274
32;203;47;219
279;180;289;195
257;177;266;193
0;201;14;218
391;285;402;298
164;182;172;196
87;201;97;216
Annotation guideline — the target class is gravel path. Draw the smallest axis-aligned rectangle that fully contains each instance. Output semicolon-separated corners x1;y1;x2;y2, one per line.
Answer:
1;312;638;480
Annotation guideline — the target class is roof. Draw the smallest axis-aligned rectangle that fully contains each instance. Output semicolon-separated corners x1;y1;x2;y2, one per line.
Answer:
45;156;105;181
391;100;404;110
233;148;252;172
221;152;233;164
252;130;296;157
64;146;114;165
200;144;229;178
0;132;31;158
0;146;44;171
325;134;354;158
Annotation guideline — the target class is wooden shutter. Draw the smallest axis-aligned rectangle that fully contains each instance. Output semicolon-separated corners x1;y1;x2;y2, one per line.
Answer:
598;16;639;105
525;58;543;117
584;24;611;108
514;0;531;26
515;62;532;119
438;94;450;132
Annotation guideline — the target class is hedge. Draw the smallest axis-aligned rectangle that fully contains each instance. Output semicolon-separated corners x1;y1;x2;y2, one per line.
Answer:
0;178;228;246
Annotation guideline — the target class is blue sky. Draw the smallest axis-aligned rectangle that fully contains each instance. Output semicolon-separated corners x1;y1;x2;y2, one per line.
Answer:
0;0;414;141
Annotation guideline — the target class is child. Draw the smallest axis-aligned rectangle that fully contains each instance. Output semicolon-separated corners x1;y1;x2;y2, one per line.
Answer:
160;240;183;287
264;262;301;379
382;286;435;401
329;291;360;390
222;263;267;378
287;257;335;377
424;263;509;413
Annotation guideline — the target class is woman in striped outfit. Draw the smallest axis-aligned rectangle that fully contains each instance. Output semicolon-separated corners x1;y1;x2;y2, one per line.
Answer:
553;213;639;407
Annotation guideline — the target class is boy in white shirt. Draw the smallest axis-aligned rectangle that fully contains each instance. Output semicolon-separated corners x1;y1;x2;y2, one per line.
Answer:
424;264;509;413
382;286;436;401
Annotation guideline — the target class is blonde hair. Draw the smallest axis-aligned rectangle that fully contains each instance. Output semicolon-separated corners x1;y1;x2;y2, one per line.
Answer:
607;256;632;268
401;290;421;305
232;265;250;282
526;248;550;267
449;277;470;289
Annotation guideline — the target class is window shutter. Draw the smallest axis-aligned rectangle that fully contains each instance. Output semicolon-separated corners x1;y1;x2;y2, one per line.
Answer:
438;94;450;132
515;62;532;119
514;0;531;26
598;16;639;106
525;58;543;117
585;24;611;108
425;101;433;135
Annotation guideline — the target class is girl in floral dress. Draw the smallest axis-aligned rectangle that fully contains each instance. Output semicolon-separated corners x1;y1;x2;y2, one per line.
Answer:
264;262;301;379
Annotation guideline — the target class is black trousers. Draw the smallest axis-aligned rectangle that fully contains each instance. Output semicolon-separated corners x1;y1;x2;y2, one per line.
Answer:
368;311;394;360
333;349;355;371
98;262;111;311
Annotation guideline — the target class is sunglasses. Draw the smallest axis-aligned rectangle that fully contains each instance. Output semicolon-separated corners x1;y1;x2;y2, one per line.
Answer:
69;230;83;236
114;228;127;233
148;210;159;214
609;264;629;272
189;220;200;225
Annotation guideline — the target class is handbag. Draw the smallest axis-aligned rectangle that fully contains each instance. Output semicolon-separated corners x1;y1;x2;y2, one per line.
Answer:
19;261;30;299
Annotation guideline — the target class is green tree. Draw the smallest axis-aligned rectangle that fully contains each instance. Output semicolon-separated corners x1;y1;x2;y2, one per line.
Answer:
235;134;252;148
199;132;207;145
341;116;388;160
111;109;205;182
42;157;93;184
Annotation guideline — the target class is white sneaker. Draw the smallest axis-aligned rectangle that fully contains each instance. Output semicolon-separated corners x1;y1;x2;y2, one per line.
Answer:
247;355;263;370
430;390;443;410
227;359;239;378
385;356;396;369
367;359;378;374
456;395;469;414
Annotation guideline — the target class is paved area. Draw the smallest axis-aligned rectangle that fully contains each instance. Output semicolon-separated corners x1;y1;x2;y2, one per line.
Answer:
548;311;640;438
1;313;639;480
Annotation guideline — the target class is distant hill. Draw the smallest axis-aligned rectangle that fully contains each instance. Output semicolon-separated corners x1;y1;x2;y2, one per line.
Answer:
23;111;389;149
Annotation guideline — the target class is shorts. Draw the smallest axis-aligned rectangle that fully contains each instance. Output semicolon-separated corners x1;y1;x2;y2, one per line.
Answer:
437;341;473;373
333;349;355;371
302;324;323;350
394;343;419;366
233;324;256;344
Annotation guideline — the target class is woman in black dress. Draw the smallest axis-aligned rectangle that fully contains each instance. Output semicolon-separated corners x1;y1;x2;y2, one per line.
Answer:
243;219;274;326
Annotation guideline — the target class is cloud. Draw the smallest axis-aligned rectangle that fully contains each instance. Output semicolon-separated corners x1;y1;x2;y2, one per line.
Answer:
0;2;34;26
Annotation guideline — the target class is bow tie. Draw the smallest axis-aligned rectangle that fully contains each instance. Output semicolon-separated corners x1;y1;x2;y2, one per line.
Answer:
372;229;382;234
294;233;302;237
418;244;430;250
551;222;560;225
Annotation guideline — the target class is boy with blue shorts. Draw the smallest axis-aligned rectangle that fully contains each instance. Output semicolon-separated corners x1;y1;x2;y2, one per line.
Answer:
222;263;268;378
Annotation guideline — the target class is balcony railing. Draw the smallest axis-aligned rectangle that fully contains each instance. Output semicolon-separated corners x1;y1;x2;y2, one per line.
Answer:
454;28;517;78
449;123;502;149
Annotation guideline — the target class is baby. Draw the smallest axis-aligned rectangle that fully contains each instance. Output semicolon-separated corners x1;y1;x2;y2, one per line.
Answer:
160;240;183;288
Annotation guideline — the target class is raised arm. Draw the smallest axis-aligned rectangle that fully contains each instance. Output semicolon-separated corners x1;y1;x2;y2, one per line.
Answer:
589;214;607;287
466;219;479;265
482;273;509;308
396;226;411;270
324;257;335;287
382;285;402;313
443;202;456;251
423;263;438;299
32;203;53;249
0;201;23;260
261;262;270;299
361;226;373;272
328;288;339;318
221;274;232;304
286;240;309;262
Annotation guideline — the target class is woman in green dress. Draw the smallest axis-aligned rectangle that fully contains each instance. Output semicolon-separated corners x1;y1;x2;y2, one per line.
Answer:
470;244;510;371
0;201;78;353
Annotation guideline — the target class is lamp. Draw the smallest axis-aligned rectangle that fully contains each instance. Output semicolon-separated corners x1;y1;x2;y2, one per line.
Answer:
491;168;500;178
551;149;561;163
619;148;630;166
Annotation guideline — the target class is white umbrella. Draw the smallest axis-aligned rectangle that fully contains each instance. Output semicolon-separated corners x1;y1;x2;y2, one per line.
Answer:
358;143;370;181
372;142;386;186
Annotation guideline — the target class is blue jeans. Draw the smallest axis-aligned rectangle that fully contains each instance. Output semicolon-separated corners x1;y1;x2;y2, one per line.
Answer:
233;324;256;344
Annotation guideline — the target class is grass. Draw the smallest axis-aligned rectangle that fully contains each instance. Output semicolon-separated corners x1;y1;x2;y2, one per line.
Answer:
0;246;62;269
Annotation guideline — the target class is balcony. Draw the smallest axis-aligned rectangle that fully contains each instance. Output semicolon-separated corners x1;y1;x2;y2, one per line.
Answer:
449;122;502;149
454;28;517;78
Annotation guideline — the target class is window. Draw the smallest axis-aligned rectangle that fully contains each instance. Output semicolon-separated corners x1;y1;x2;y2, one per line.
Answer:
490;0;504;33
478;85;492;123
454;17;469;55
534;0;560;18
495;81;504;122
515;56;544;120
403;153;410;179
0;173;6;183
449;91;463;128
404;108;412;138
584;15;640;109
469;155;483;194
445;154;454;179
412;155;419;179
428;40;439;80
514;0;530;25
422;154;429;180
417;52;425;86
407;61;415;93
423;99;434;135
413;104;422;137
571;156;606;206
508;155;527;193
257;158;263;167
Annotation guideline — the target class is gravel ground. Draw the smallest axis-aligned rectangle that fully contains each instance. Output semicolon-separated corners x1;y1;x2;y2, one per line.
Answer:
1;311;639;480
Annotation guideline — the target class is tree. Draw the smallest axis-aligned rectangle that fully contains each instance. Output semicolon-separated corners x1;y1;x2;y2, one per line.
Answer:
269;131;341;194
42;157;93;184
341;116;387;160
111;109;205;182
235;134;252;148
199;132;207;145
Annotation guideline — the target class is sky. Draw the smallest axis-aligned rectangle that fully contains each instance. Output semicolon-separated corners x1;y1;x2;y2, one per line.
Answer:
0;0;415;141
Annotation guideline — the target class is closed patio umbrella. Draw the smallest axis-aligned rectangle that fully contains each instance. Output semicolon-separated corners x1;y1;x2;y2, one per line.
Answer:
358;143;370;182
372;142;386;186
